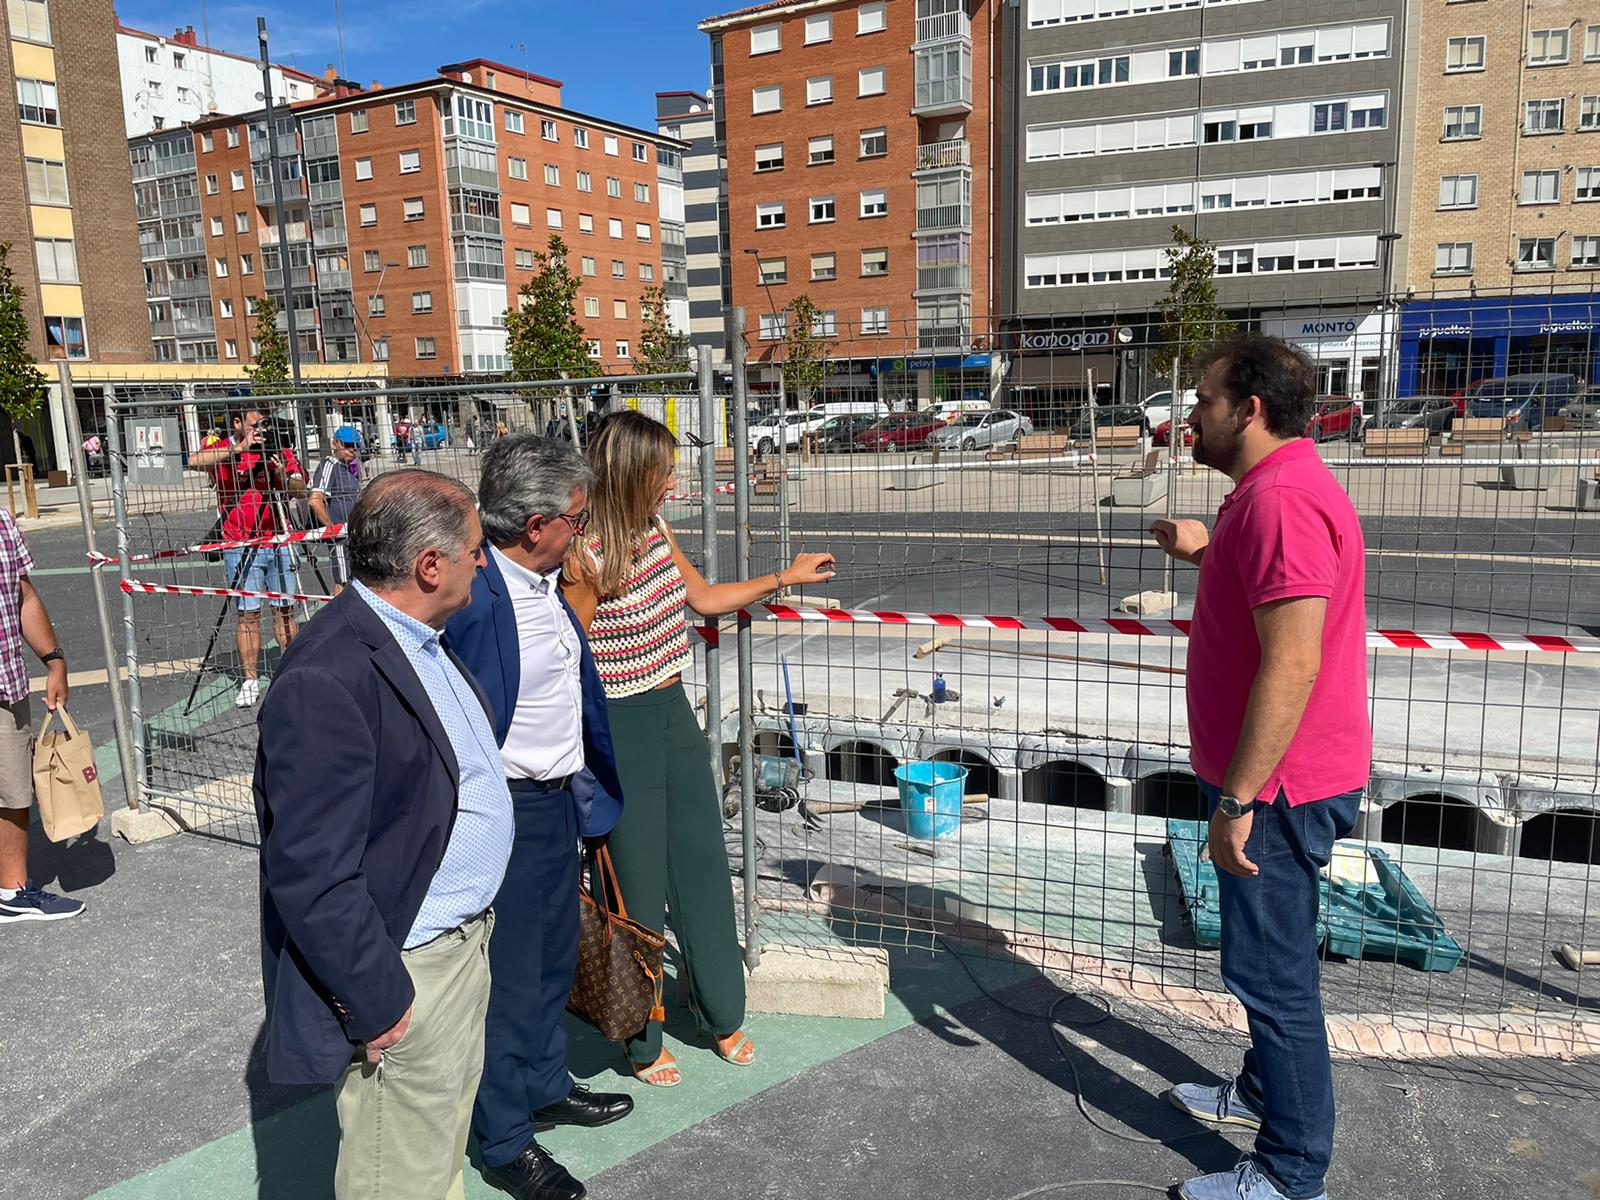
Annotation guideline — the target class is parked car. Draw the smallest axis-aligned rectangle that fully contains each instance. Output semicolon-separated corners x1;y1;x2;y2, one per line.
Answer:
1065;404;1148;442
1137;389;1195;434
749;409;828;455
1306;397;1363;441
815;413;880;451
1465;373;1581;430
929;409;1034;451
393;421;450;450
1556;388;1600;430
1368;396;1458;435
856;411;944;452
1152;418;1192;448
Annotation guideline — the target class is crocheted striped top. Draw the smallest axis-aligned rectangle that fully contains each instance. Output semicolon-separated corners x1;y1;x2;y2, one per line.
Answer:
586;524;692;698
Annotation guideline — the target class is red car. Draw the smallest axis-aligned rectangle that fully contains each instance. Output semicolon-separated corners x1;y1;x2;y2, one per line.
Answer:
1306;397;1363;441
1152;418;1192;447
856;412;944;452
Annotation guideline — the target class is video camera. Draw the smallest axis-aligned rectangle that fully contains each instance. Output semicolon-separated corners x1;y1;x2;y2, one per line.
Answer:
252;416;296;456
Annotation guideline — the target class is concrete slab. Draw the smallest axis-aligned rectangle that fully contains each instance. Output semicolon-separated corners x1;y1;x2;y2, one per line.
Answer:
746;943;889;1019
109;804;181;844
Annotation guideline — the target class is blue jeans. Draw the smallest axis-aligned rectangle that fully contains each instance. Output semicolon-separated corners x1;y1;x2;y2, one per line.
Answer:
1200;780;1361;1200
222;546;298;612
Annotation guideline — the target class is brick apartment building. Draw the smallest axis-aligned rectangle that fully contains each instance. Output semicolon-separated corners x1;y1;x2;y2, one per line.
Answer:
1397;3;1600;394
702;0;998;407
133;59;683;380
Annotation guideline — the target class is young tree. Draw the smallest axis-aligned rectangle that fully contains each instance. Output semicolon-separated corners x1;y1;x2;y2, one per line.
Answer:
781;293;833;412
0;243;47;475
1153;225;1237;383
635;285;688;390
247;292;292;393
504;234;592;382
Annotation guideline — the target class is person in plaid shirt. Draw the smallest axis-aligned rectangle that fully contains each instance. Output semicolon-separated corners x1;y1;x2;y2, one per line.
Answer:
0;509;83;922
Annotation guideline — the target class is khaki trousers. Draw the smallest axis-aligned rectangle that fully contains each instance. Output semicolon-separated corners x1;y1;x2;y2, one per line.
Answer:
333;910;494;1200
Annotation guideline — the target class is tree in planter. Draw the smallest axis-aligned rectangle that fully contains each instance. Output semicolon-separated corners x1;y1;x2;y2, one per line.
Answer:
504;235;592;434
0;242;47;482
247;292;292;393
1152;225;1236;385
635;285;688;390
780;293;833;417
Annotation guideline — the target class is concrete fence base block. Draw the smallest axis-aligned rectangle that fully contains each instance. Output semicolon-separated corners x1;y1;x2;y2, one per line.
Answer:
744;943;890;1019
110;805;183;845
1118;590;1177;615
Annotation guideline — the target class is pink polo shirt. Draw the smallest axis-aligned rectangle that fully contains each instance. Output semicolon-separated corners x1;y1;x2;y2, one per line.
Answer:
1187;439;1372;805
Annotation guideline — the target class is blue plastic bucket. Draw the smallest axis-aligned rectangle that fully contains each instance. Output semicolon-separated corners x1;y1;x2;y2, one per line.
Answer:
894;761;967;839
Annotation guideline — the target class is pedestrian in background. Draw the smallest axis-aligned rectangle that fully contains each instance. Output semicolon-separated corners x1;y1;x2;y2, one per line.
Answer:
308;427;364;596
1151;335;1371;1200
0;509;81;923
563;411;834;1086
255;470;511;1200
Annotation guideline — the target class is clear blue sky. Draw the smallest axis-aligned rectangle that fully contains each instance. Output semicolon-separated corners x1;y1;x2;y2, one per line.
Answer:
116;0;717;129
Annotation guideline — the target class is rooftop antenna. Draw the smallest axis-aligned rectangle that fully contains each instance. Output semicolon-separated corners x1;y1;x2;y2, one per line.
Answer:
514;40;531;91
334;0;348;81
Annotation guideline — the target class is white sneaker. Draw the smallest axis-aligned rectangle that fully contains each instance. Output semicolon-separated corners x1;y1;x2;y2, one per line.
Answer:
235;678;260;708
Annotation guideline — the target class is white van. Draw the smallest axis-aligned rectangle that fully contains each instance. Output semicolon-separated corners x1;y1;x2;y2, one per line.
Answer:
1140;389;1196;433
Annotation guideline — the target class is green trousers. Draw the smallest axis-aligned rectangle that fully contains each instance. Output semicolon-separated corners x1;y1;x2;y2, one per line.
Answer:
604;682;745;1062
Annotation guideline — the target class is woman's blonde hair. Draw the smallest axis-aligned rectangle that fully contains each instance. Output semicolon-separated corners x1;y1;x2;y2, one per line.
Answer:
584;410;678;598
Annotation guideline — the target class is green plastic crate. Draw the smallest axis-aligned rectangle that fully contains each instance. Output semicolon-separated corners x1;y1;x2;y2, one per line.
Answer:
1164;819;1464;974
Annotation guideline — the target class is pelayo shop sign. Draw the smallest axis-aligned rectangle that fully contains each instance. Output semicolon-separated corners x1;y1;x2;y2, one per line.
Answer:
1019;327;1133;352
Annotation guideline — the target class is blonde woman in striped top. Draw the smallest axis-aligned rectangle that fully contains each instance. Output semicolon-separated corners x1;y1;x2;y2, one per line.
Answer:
564;411;833;1087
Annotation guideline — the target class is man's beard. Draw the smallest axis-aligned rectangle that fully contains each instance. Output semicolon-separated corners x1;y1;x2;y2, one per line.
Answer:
1191;409;1247;473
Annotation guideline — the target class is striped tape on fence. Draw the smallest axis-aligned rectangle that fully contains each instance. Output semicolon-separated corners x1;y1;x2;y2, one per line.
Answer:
89;523;348;567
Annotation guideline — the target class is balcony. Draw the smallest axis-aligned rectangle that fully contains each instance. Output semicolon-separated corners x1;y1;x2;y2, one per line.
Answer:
915;138;970;172
259;222;310;247
319;270;352;292
917;321;970;350
148;317;174;338
264;266;314;291
175;316;215;338
916;198;971;234
168;274;212;299
446;163;501;191
915;9;970;44
450;212;504;238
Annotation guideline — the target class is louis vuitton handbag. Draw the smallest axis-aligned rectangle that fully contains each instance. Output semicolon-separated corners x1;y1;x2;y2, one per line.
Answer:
568;845;667;1042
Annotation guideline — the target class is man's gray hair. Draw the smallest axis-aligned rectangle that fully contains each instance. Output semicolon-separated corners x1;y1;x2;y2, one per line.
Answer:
349;470;477;587
477;434;594;545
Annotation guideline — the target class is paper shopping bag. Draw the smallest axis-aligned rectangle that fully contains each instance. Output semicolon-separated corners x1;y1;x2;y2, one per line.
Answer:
32;706;104;842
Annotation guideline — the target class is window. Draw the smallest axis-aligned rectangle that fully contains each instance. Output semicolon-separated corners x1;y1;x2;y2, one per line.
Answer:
570;127;589;150
576;170;592;192
373;338;389;361
355;157;373;180
810;195;836;223
607;176;622;198
231;169;245;191
400;196;423;222
1439;175;1479;208
1526;98;1564;133
811;309;837;336
586;339;601;359
363;250;381;270
368;295;386;317
639;262;654;281
225;339;238;359
635;182;650;202
395;99;416;125
808;76;834;105
750;22;781;54
44;316;85;359
860;188;887;218
759;312;787;340
858;2;886;35
235;211;250;233
177;86;191;103
578;213;594;234
416;337;437;358
205;173;219;195
209;216;224;238
505;110;524;134
806;13;832;43
214;256;228;278
16;78;58;125
808;136;836;167
33;238;76;283
581;256;597;276
1589;26;1600;61
152;117;165;130
582;296;600;318
239;254;253;275
615;340;630;360
632;141;648;162
25;157;67;204
757;201;786;229
611;259;625;278
145;45;157;63
759;257;787;284
407;244;429;267
1584;96;1600;130
411;290;432;313
1573;236;1600;267
1577;167;1600;200
1529;28;1568;65
199;132;215;152
535;164;555;189
1520;170;1560;204
861;307;888;334
1169;48;1199;77
1446;36;1485;72
535;118;555;143
756;143;785;172
607;217;623;238
1435;242;1474;274
354;202;377;227
811;252;836;281
509;247;532;270
219;298;234;318
858;66;887;97
227;126;240;148
753;84;782;114
351;109;368;133
147;80;161;97
1443;105;1483;140
508;202;531;226
612;298;628;320
399;149;421;173
245;296;258;316
635;222;651;242
1516;237;1556;270
861;247;888;276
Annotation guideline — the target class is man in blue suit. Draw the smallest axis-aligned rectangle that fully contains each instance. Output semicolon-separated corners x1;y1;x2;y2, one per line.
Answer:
446;435;630;1200
256;470;513;1200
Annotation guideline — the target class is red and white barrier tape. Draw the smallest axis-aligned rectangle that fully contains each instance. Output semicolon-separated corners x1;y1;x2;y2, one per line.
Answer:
89;523;347;567
665;482;739;502
121;578;328;604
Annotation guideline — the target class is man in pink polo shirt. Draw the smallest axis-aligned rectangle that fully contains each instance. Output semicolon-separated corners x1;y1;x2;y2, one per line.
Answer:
1151;334;1371;1200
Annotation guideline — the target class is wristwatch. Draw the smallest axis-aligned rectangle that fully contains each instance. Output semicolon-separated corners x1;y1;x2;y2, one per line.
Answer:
1217;793;1254;819
39;648;64;666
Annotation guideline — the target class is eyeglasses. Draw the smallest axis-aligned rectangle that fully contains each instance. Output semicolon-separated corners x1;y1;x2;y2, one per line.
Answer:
550;507;590;535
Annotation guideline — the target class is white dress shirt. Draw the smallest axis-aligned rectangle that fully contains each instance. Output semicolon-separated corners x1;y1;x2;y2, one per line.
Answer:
492;545;586;782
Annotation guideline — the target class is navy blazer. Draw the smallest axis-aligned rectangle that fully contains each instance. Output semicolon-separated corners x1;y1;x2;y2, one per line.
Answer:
444;549;625;838
253;587;494;1085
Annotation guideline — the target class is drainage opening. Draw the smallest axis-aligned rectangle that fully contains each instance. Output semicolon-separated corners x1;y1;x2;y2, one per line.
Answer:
1518;808;1600;864
825;740;899;788
1379;793;1477;852
1137;771;1206;822
930;748;1000;797
1024;761;1108;810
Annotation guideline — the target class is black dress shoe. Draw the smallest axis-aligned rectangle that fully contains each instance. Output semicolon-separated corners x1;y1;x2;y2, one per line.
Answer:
532;1083;634;1132
482;1141;586;1200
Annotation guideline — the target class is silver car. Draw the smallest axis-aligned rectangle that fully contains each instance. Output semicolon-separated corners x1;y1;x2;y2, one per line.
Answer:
1557;389;1600;430
929;408;1034;450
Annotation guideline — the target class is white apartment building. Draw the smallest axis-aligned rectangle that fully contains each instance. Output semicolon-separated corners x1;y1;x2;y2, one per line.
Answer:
117;21;320;136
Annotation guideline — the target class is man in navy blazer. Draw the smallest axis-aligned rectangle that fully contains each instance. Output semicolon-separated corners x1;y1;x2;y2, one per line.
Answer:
445;436;630;1200
256;471;514;1199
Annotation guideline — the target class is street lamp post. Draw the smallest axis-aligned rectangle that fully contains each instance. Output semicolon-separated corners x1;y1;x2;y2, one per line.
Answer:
744;248;791;567
1373;160;1402;423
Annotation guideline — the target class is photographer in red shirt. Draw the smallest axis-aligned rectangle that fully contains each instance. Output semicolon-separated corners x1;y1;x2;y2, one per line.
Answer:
189;409;306;709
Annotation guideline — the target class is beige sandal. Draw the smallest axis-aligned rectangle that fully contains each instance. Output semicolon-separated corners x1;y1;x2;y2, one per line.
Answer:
629;1048;681;1087
712;1029;756;1067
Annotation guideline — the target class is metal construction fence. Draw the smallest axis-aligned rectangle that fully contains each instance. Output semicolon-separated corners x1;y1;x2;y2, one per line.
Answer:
81;293;1600;1058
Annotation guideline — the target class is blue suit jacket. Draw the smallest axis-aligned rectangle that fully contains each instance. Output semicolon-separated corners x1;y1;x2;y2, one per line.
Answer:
444;550;624;837
253;587;495;1085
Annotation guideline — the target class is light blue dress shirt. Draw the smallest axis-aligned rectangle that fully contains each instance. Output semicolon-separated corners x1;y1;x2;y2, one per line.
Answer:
351;582;514;948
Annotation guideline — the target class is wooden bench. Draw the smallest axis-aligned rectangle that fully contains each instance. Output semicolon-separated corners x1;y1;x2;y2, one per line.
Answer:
1362;428;1429;458
1093;425;1144;451
712;447;737;480
1440;416;1507;457
990;432;1071;461
1110;449;1169;507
